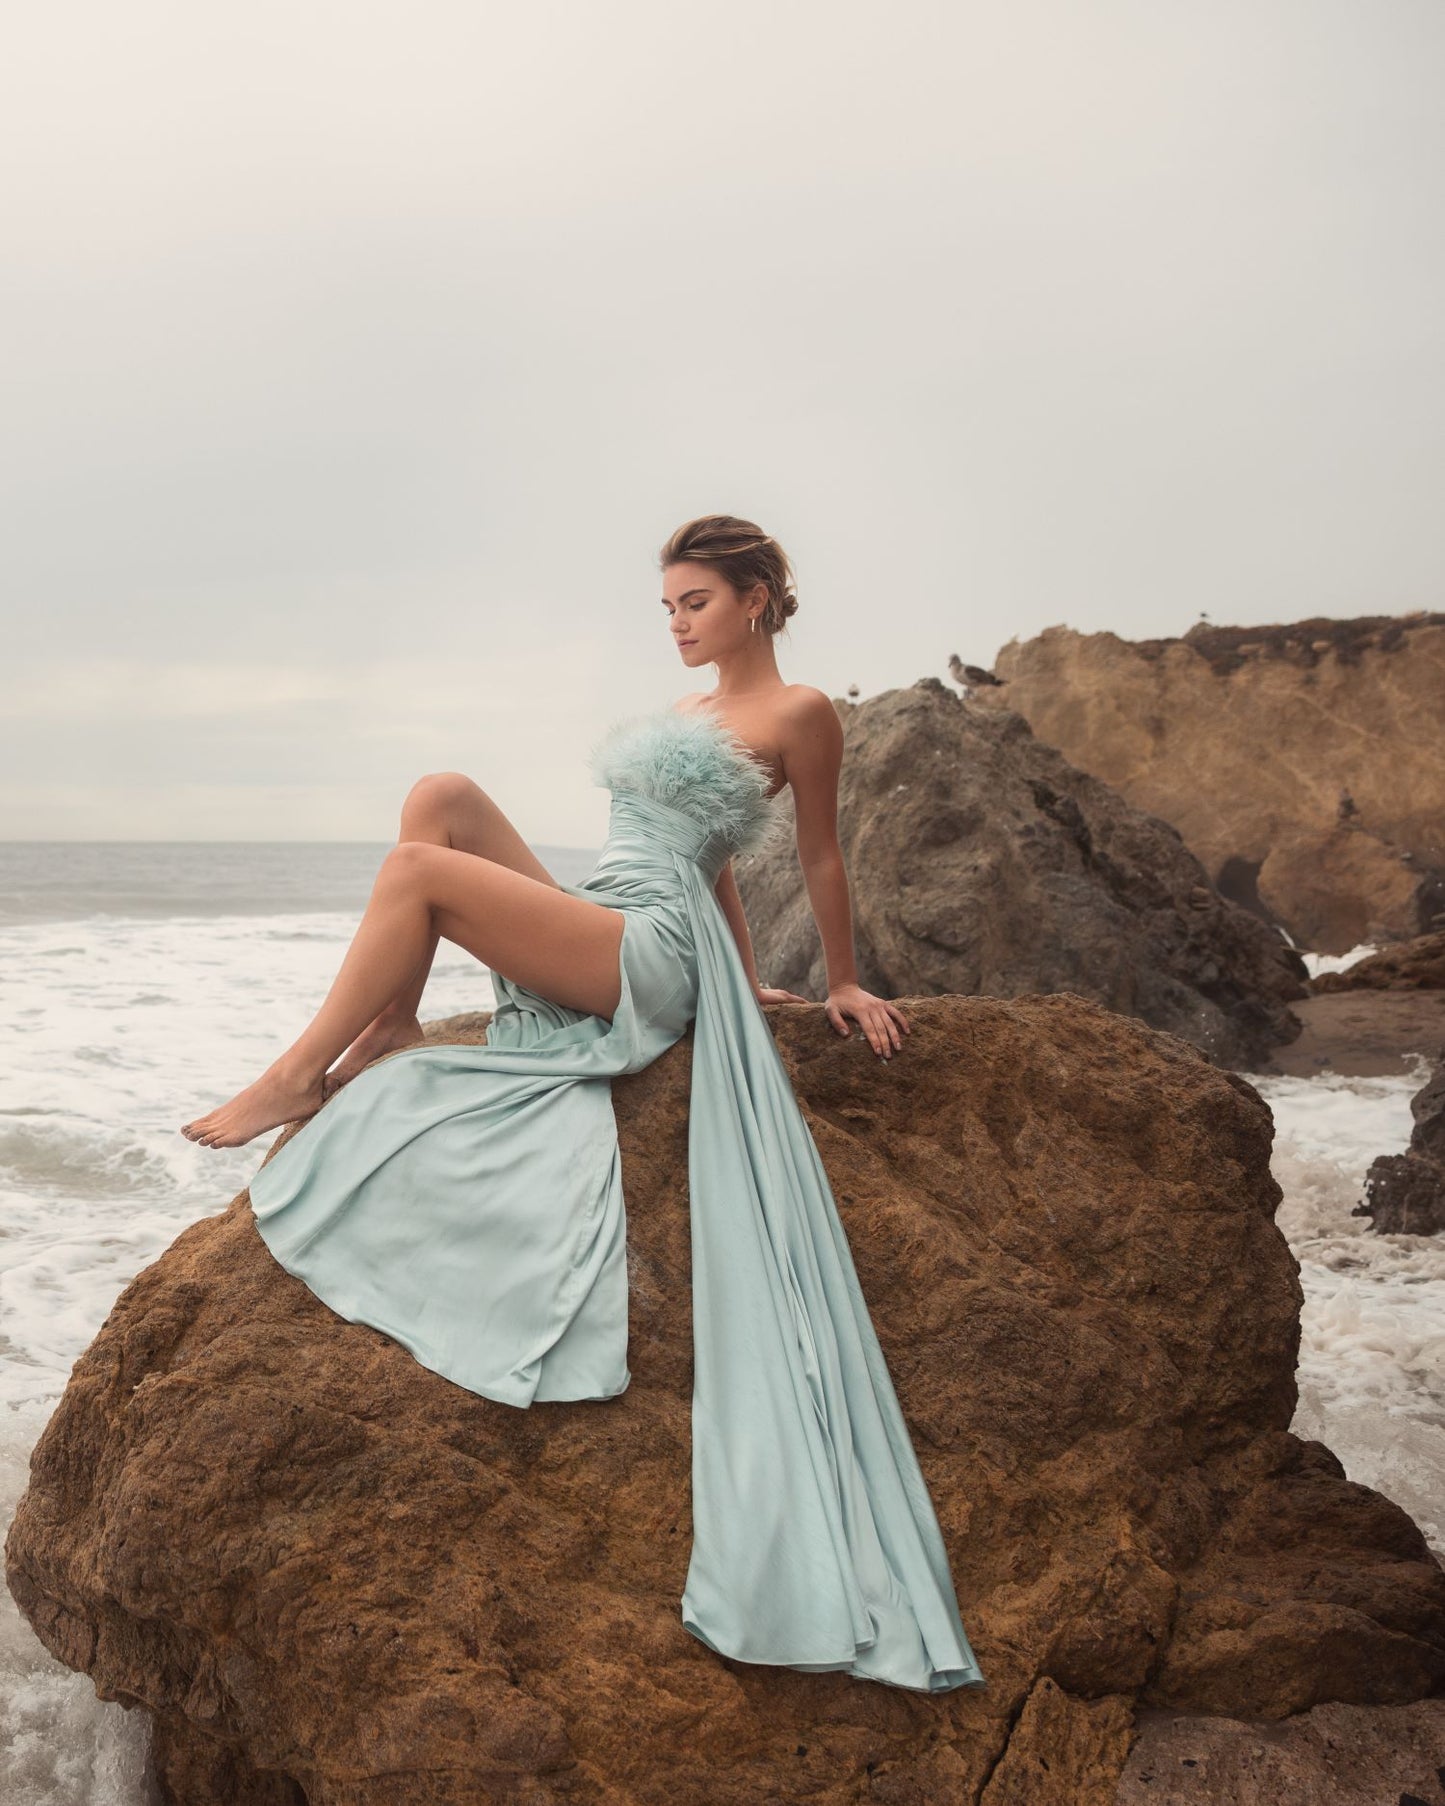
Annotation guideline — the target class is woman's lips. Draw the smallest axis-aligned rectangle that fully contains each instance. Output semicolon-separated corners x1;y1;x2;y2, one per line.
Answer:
677;639;697;647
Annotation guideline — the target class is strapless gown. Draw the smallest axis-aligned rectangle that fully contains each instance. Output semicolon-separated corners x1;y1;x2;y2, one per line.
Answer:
247;707;986;1694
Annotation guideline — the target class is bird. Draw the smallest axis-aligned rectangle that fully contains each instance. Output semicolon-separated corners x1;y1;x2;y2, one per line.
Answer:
947;653;1002;690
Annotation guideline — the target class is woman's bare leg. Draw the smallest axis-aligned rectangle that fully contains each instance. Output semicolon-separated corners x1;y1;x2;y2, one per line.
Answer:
181;826;621;1150
324;773;561;1095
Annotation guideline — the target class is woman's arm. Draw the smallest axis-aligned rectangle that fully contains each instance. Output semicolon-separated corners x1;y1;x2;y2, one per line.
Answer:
785;693;856;988
784;691;907;1058
797;845;859;990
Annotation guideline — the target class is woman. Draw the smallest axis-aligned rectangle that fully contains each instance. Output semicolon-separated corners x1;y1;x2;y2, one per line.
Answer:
182;524;904;1148
181;514;986;1694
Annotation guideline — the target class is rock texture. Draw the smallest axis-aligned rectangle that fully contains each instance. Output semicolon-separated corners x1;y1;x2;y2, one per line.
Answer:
8;997;1445;1804
1356;1052;1445;1236
973;613;1445;955
1115;1698;1445;1804
1313;930;1445;994
738;679;1306;1070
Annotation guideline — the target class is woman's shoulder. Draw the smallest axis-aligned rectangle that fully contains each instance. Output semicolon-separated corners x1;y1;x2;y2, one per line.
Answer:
778;684;839;727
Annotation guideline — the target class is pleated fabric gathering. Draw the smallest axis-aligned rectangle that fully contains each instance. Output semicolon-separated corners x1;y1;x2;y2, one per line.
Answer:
247;707;986;1693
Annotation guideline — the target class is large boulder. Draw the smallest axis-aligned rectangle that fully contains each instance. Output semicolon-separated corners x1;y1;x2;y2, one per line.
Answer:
971;613;1445;955
739;679;1305;1070
7;997;1443;1804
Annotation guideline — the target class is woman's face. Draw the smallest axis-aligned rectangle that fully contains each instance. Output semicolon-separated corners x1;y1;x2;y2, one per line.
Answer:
661;561;755;667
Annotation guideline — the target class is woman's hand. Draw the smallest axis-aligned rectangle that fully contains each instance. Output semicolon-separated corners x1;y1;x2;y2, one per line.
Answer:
754;984;810;1007
824;983;910;1060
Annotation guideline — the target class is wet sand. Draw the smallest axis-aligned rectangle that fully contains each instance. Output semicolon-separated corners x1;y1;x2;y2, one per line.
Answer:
1250;989;1445;1079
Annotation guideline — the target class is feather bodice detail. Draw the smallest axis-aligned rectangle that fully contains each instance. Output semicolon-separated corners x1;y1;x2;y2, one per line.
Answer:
587;708;789;859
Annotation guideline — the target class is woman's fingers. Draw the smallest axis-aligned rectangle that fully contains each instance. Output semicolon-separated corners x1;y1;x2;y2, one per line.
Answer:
825;995;906;1057
858;1005;889;1057
873;1002;907;1056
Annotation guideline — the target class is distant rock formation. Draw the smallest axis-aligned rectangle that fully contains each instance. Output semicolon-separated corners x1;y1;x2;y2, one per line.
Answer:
971;613;1445;956
7;997;1444;1802
739;678;1306;1070
1356;1053;1445;1235
1313;930;1445;994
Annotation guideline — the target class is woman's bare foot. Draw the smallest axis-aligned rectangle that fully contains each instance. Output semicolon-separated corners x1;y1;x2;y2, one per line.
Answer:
180;1057;326;1149
322;1014;426;1099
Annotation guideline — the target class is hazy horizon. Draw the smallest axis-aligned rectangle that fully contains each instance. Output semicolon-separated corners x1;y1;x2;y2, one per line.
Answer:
4;0;1440;843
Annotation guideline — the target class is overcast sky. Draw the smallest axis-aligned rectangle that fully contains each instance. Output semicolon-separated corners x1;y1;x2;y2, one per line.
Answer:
2;0;1440;843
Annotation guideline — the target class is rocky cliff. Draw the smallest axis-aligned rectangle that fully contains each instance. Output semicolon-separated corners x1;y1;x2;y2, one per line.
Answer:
7;999;1443;1804
971;613;1445;956
739;679;1306;1070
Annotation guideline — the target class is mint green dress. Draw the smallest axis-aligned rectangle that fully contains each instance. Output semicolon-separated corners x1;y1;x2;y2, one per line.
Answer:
248;707;985;1694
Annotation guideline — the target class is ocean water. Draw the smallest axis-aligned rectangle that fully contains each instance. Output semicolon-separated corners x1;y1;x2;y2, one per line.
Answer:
1;851;1441;1803
0;840;598;1805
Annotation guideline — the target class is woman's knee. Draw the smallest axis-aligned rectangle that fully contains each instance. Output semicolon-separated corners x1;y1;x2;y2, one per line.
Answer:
379;839;443;892
402;771;486;825
405;770;483;809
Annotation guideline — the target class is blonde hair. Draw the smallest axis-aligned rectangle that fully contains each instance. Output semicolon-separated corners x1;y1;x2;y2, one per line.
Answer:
659;514;799;636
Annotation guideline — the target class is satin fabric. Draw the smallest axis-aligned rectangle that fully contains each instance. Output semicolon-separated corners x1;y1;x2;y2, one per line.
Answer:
247;709;985;1693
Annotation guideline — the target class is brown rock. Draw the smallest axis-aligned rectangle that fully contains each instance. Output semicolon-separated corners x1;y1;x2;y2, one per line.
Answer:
1256;821;1424;955
738;678;1306;1069
973;613;1445;955
1357;1053;1445;1235
7;998;1444;1803
1115;1697;1445;1804
1313;930;1445;993
979;1676;1135;1804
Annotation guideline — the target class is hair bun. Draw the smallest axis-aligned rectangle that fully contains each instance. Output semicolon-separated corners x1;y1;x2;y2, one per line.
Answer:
659;513;799;637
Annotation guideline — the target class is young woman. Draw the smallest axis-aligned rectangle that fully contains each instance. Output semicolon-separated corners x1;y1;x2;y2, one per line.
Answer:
181;519;905;1149
181;514;986;1695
